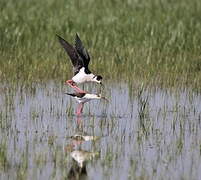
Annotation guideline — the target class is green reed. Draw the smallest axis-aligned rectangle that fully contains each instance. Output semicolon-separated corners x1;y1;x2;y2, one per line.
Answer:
1;0;201;88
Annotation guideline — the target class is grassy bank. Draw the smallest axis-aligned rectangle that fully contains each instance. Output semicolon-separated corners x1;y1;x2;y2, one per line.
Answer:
0;0;201;88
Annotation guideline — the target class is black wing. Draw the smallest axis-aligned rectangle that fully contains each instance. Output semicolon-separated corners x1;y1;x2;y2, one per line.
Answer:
65;92;86;98
57;35;84;75
75;33;90;68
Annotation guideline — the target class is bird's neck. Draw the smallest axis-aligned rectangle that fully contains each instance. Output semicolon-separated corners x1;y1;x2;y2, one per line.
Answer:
86;73;97;82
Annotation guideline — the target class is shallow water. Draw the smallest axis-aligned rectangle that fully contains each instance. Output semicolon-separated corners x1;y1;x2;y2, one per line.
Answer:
0;81;201;180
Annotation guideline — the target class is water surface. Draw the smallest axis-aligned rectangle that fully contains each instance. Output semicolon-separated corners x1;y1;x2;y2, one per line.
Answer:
0;82;201;180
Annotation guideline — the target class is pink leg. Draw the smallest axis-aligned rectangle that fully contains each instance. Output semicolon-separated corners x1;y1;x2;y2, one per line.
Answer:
66;80;86;93
76;116;82;125
76;103;84;116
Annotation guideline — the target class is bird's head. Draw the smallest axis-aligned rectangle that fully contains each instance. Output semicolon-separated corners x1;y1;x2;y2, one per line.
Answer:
93;75;103;85
96;94;109;102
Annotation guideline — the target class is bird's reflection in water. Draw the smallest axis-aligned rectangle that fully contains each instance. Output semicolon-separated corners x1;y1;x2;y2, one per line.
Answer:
67;160;87;180
66;117;100;180
66;145;100;180
71;134;100;142
70;150;99;168
76;116;82;128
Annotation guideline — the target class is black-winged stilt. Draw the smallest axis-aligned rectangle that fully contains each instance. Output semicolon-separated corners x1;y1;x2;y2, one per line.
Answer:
57;34;103;93
65;92;108;116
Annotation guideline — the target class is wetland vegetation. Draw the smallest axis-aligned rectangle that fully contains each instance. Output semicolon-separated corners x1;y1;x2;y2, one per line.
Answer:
1;0;201;87
1;0;201;179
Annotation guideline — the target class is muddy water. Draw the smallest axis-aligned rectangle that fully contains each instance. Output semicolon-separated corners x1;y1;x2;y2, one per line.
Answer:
0;82;201;180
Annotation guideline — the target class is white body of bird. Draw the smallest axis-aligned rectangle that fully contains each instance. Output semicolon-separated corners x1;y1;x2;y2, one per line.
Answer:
72;68;98;84
74;93;101;103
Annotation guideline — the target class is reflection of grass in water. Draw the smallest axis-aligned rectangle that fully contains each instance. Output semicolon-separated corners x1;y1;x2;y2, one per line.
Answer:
0;143;9;171
1;0;201;88
16;151;28;180
66;103;74;116
137;85;150;139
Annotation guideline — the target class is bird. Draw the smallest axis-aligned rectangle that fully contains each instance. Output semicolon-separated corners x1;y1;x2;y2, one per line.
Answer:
65;92;108;116
57;34;103;93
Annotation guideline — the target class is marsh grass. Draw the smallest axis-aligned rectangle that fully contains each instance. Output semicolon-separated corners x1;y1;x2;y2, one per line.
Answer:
1;0;201;88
